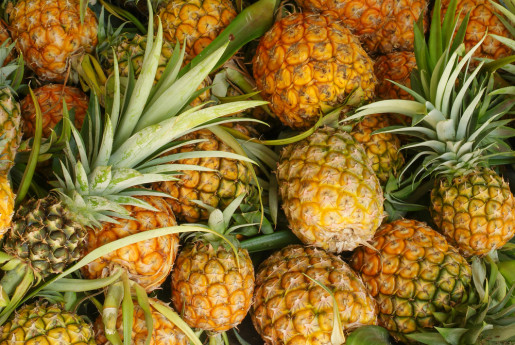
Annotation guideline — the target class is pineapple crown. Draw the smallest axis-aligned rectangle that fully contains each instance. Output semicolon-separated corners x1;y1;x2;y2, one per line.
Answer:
488;0;515;83
345;0;515;181
51;4;265;228
184;193;256;250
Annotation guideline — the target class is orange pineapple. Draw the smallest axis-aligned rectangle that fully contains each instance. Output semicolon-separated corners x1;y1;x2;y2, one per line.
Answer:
81;195;180;292
374;51;417;101
295;0;428;54
441;0;512;61
155;0;237;59
20;84;89;138
8;0;98;82
253;12;377;130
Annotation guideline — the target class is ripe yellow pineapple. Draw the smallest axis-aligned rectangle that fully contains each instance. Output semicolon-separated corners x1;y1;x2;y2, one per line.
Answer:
152;128;251;223
351;219;471;342
253;12;377;130
350;114;404;184
252;245;377;344
0;174;14;239
7;0;98;82
170;194;255;337
276;126;384;253
155;0;237;59
94;298;189;345
0;302;96;344
441;0;512;61
81;195;180;292
171;242;254;332
20;84;89;138
294;0;428;54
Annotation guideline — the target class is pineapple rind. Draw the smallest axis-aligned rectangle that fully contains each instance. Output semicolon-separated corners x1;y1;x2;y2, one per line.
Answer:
252;245;377;344
351;219;472;343
277;127;384;253
0;302;96;344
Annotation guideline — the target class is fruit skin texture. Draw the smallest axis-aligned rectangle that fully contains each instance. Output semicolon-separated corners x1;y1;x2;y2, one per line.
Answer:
0;87;22;172
3;195;86;278
350;219;472;343
155;0;237;59
441;0;512;62
153;129;251;223
374;51;416;102
171;242;254;332
350;114;404;184
20;84;89;138
0;302;96;344
81;195;180;292
252;245;377;344
94;298;189;345
294;0;428;54
0;175;14;239
374;51;417;126
430;168;515;257
276;127;384;253
8;0;98;82
253;12;377;130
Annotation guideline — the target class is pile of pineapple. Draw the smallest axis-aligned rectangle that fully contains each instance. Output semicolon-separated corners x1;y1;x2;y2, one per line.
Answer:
0;0;514;343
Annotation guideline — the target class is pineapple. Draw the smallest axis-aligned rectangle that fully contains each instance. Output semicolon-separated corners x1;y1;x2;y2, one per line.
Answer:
441;0;513;61
252;12;377;130
152;128;252;223
20;84;89;138
276;126;384;253
0;302;96;344
349;114;404;184
373;51;417;126
294;0;428;54
155;0;237;59
7;0;98;82
170;195;254;334
0;174;14;239
350;219;471;342
94;298;189;345
251;245;377;344
350;0;515;257
81;195;180;292
431;168;515;257
374;51;417;102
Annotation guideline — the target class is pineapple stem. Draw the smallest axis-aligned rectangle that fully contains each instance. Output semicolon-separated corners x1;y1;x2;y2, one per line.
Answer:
103;282;124;345
208;333;224;345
